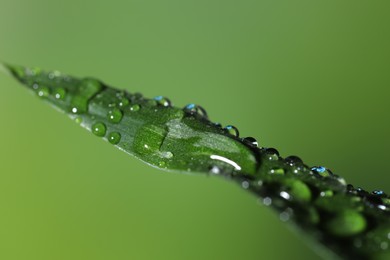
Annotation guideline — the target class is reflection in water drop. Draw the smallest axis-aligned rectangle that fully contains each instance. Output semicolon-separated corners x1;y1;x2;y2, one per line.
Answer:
224;125;239;137
183;104;208;119
154;96;172;107
210;155;241;171
243;137;259;147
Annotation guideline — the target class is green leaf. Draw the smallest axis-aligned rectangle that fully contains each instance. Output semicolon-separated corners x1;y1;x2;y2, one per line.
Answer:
2;63;389;259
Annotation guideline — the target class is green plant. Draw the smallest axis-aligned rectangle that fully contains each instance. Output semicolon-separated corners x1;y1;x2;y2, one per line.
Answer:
2;63;389;259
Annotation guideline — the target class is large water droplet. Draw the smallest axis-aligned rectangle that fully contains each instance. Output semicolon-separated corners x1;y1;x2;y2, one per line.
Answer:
108;132;121;144
92;122;106;137
154;96;171;107
107;108;123;123
264;148;280;161
183;104;208;119
311;166;333;177
54;88;66;100
224;125;239;137
243;137;259;147
285;156;303;166
130;104;140;112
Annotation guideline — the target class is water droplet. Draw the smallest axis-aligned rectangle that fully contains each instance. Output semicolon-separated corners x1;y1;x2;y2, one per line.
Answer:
92;122;106;137
311;166;333;177
32;83;39;90
37;86;50;97
70;78;103;114
118;98;130;107
243;137;259;147
214;122;222;128
108;132;121;144
269;168;285;175
158;161;166;168
326;210;366;237
130;104;140;112
74;117;83;124
209;166;221;174
54;88;66;100
107;108;123;123
264;148;279;161
183;104;208;119
320;190;334;197
280;208;293;222
263;197;272;206
372;190;384;196
224;125;239;137
242;181;250;189
162;151;174;159
285;156;303;166
281;179;312;203
154;96;171;107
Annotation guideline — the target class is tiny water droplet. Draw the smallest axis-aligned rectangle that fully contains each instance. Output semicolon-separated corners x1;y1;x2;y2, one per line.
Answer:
280;191;291;200
107;108;123;123
74;117;83;124
37;86;50;97
92;122;106;137
108;132;121;144
32;83;39;90
311;166;333;177
242;181;250;189
158;161;166;168
154;96;171;107
224;125;239;137
209;166;221;174
118;98;130;107
320;190;334;197
130;104;140;112
269;168;285;175
54;88;66;100
162;151;174;159
183;104;208;119
285;156;303;166
243;137;259;147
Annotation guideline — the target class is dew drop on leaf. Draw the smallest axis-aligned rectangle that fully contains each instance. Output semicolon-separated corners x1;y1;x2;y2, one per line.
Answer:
154;96;171;107
92;122;106;137
108;132;121;144
107;108;123;123
130;104;140;112
224;125;239;137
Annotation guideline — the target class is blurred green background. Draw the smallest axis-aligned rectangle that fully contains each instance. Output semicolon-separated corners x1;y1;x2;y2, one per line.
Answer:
0;1;389;259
